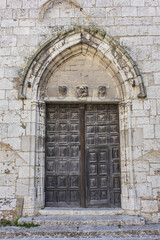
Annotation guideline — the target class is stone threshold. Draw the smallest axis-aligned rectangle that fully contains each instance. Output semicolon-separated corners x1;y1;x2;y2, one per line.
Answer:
39;207;124;216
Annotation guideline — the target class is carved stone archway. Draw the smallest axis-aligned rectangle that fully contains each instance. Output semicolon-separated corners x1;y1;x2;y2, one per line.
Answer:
20;27;146;215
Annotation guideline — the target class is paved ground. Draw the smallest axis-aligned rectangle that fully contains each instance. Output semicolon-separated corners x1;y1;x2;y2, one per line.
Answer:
0;223;160;240
2;236;160;240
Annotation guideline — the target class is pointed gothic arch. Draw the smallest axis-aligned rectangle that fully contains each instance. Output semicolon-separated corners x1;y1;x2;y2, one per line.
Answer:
20;27;146;101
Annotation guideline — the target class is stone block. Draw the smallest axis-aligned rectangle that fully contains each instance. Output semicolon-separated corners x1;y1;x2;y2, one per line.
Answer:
133;146;142;159
145;0;158;6
90;8;105;18
136;46;151;61
127;26;148;36
137;36;153;45
148;26;160;35
13;27;30;35
80;0;96;7
9;100;22;110
19;166;34;179
0;0;6;8
136;183;152;198
60;8;74;18
149;163;160;175
55;18;71;26
154;72;160;84
0;68;4;78
8;124;25;137
0;123;8;138
0;90;5;99
143;124;154;138
0;36;17;47
115;17;132;25
0;199;16;211
147;176;160;188
152;45;160;60
96;0;112;7
133;128;143;146
13;9;29;19
135;172;147;183
1;19;18;27
114;0;130;6
131;0;144;6
132;100;143;110
29;9;40;18
122;7;137;16
0;9;13;19
136;117;149;125
147;86;160;98
17;35;39;46
137;7;155;16
44;8;60;18
0;48;11;56
5;89;19;100
22;136;35;152
22;0;38;8
155;125;160;139
19;19;36;26
134;161;149;172
0;187;15;198
4;111;20;123
106;7;122;17
7;0;22;8
141;200;158;213
0;100;8;110
109;26;127;36
133;109;149;117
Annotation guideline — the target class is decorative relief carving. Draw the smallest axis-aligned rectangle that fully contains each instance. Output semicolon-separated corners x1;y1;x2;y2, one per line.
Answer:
98;86;106;97
76;86;88;98
59;86;67;96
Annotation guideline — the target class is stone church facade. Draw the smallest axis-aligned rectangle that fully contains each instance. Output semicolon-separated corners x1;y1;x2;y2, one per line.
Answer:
0;0;160;222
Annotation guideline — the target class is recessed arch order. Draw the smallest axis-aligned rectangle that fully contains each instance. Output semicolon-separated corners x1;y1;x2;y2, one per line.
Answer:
20;27;146;101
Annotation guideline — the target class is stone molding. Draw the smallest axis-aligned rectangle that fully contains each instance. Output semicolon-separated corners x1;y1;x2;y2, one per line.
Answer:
20;27;146;101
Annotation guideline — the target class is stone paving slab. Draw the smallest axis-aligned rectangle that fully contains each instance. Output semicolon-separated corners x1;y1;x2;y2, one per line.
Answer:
18;214;145;226
0;223;160;238
2;235;160;240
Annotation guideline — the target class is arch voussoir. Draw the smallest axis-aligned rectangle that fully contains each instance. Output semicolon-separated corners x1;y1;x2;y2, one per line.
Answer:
20;27;146;100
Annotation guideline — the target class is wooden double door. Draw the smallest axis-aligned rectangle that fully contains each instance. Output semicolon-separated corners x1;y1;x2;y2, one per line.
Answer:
45;104;121;208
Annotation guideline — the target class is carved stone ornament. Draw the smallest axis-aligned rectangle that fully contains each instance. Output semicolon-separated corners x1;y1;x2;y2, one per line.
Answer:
98;86;106;97
59;86;67;96
76;86;88;98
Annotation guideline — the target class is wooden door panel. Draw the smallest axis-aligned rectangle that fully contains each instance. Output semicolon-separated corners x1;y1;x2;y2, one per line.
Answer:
45;104;80;207
85;104;121;208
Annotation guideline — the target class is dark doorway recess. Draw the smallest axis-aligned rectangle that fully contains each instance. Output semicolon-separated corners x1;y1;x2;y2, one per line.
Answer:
45;104;121;208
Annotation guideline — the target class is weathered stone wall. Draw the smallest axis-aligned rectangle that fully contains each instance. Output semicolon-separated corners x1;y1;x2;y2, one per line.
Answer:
0;0;160;222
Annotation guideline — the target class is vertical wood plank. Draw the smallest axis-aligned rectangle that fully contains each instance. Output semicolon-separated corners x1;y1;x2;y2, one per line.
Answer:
80;104;86;208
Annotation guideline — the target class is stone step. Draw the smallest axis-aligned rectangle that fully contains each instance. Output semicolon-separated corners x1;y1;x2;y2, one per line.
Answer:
0;224;160;238
39;207;124;216
18;214;145;226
